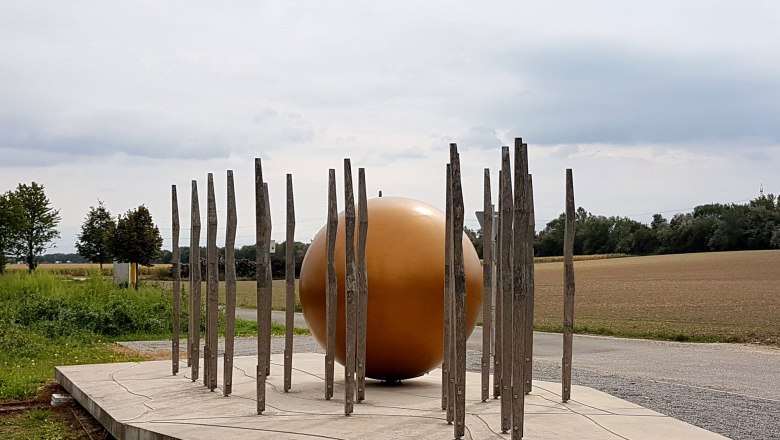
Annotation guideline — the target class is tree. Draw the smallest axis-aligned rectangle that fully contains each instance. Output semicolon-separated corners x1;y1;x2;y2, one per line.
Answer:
111;205;163;288
8;182;61;272
0;191;22;274
464;226;483;259
75;201;116;269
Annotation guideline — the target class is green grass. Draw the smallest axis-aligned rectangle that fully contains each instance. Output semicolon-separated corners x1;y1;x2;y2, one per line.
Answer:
532;324;734;343
532;253;629;264
0;408;81;440
0;272;304;403
0;272;170;400
236;319;309;337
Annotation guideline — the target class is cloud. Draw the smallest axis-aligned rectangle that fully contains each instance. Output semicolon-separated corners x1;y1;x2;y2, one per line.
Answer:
358;147;429;166
0;104;314;166
549;144;580;158
453;126;503;150
479;44;780;147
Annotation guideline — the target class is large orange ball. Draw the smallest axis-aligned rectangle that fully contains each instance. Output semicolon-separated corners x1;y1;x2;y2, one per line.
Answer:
299;197;483;380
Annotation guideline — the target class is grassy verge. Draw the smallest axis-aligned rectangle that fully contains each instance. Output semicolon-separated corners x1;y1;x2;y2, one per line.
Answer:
0;271;306;438
532;253;629;264
0;407;83;440
531;324;739;343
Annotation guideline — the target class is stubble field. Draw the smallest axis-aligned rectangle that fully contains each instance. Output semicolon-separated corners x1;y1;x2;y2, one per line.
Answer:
532;249;779;344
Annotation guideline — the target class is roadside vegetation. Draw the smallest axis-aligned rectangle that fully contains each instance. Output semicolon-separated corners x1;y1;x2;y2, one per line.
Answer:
0;271;302;437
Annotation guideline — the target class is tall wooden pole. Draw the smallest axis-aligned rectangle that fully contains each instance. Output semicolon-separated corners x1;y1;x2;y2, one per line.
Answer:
443;163;455;423
499;148;513;433
284;174;296;392
224;170;237;396
356;168;369;403
511;139;530;439
255;158;270;414
449;144;467;439
344;159;357;416
493;169;503;400
171;185;180;376
524;172;536;395
190;180;202;382
263;183;273;377
206;173;219;391
325;169;338;400
562;169;576;402
481;169;493;402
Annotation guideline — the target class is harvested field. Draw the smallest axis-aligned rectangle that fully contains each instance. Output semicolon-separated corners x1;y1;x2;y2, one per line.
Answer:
5;263;167;277
533;250;780;344
156;279;297;311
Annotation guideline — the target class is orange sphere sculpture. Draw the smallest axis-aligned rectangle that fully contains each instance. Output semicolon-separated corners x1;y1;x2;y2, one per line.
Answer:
299;197;483;380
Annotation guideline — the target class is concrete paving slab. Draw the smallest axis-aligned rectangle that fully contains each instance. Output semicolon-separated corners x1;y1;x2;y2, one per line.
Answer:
57;353;729;439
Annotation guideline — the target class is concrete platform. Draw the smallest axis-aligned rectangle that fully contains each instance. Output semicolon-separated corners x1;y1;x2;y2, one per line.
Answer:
56;353;729;439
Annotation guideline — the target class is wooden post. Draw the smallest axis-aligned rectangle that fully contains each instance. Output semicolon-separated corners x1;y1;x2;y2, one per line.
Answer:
206;173;219;391
264;183;273;377
499;148;513;433
171;185;180;376
493;169;503;399
524;172;536;395
443;164;454;422
511;139;529;439
562;169;576;402
204;177;211;389
325;169;337;400
224;170;237;396
449;144;467;439
356;168;369;403
284;174;296;392
344;159;357;416
481;169;493;402
255;158;270;414
190;180;202;382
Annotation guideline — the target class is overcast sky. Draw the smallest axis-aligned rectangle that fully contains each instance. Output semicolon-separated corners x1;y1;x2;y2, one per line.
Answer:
1;1;778;253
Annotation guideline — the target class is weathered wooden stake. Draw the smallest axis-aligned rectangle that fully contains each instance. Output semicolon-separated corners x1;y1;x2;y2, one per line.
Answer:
204;178;211;388
493;169;503;399
224;170;237;396
171;185;180;376
524;172;536;395
325;169;338;400
190;180;202;382
449;144;467;439
511;139;530;439
499;148;513;433
481;169;493;402
264;183;273;377
356;168;369;403
562;169;576;402
344;159;357;416
443;163;455;423
284;174;296;393
255;158;270;414
206;173;219;391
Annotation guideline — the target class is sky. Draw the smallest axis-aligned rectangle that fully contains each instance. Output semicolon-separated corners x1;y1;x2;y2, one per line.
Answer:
1;1;778;254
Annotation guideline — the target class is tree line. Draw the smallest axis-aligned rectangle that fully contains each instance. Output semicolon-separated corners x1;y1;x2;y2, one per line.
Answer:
530;193;780;257
163;241;309;280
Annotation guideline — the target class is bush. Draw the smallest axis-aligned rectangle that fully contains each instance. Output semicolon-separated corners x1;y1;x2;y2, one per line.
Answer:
0;271;183;339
